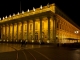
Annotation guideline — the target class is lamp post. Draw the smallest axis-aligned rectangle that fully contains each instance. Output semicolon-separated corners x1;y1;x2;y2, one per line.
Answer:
74;31;79;43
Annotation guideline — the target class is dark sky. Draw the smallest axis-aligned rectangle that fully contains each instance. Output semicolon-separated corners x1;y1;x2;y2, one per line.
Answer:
0;0;80;26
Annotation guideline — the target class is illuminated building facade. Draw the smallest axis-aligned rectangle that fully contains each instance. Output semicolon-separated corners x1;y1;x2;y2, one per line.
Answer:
0;3;80;44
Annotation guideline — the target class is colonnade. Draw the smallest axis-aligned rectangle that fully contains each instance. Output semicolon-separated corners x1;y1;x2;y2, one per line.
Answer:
1;16;56;43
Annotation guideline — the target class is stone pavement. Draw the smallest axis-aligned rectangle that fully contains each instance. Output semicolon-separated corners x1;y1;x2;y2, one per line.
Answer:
0;43;80;60
0;43;51;53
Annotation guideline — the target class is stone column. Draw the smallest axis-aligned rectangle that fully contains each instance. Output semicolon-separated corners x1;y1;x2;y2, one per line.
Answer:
47;16;50;41
33;19;35;41
1;26;3;40
27;21;29;41
8;24;10;41
40;18;42;42
17;23;18;41
12;23;14;41
5;24;7;41
22;22;23;40
53;15;57;46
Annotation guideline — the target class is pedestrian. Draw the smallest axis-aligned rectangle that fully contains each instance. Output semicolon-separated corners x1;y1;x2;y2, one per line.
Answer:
21;40;26;47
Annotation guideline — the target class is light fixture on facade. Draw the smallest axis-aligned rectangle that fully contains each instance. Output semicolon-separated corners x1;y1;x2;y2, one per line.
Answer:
0;39;2;41
40;5;42;9
17;12;19;15
22;10;24;14
47;40;50;43
13;13;15;16
33;7;35;11
32;40;34;43
5;16;7;18
27;9;29;12
16;40;17;42
74;31;79;34
3;40;5;42
9;15;11;17
21;40;22;42
47;3;50;8
39;40;41;43
3;17;4;20
26;40;28;42
7;40;8;42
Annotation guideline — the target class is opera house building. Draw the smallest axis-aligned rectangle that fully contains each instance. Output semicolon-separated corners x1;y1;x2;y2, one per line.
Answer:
0;3;80;44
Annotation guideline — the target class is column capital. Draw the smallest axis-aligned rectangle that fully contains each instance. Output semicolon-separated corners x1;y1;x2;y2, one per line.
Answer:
39;17;44;20
47;16;51;19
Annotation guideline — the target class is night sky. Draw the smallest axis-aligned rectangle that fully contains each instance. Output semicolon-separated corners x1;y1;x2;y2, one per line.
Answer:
0;0;80;26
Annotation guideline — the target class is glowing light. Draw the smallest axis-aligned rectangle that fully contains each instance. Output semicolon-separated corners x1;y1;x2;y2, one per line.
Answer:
21;40;22;42
17;12;19;15
74;31;79;34
27;9;29;12
33;7;35;11
3;40;5;42
32;40;34;42
3;17;4;20
39;40;41;43
13;13;15;16
47;3;50;7
7;40;8;42
9;15;11;17
26;40;28;42
0;18;1;20
0;39;2;41
47;40;49;43
16;40;17;42
40;5;42;9
22;10;24;14
5;16;7;18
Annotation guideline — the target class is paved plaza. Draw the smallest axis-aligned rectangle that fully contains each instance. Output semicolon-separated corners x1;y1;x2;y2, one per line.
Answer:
0;43;80;60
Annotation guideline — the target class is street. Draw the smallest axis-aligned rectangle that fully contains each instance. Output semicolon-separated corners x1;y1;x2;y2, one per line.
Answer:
0;43;80;60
